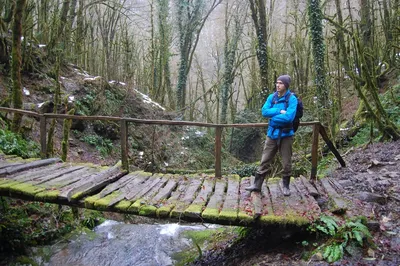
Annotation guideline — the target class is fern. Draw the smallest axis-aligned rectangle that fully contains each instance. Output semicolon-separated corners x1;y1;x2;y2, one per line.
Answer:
310;216;374;263
312;215;338;236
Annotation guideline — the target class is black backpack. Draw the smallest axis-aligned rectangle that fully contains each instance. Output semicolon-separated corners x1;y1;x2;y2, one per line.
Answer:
272;92;303;132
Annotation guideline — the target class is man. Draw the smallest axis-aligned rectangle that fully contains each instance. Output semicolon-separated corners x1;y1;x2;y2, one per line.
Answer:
245;75;298;196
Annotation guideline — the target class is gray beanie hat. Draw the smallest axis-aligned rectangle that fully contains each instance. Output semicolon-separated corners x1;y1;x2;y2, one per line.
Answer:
277;75;291;89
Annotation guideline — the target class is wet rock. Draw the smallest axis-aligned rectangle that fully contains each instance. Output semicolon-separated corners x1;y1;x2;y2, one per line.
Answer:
366;221;380;232
356;192;387;205
338;180;352;187
377;179;391;187
309;252;323;261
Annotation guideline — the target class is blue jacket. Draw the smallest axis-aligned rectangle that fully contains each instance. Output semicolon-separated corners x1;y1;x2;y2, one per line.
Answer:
261;90;298;139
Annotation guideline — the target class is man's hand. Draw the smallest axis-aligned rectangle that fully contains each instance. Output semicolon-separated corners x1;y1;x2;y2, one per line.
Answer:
280;110;287;114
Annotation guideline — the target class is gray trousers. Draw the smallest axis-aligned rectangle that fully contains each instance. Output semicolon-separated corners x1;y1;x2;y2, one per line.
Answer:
257;136;293;178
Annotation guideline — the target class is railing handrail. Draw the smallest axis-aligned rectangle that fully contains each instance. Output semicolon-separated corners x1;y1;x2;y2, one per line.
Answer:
0;107;345;179
0;107;319;127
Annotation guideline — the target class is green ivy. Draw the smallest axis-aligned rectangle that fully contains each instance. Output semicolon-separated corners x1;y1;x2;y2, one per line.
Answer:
0;128;40;158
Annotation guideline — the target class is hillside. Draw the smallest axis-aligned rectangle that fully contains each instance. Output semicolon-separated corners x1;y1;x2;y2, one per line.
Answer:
191;140;400;265
1;64;177;168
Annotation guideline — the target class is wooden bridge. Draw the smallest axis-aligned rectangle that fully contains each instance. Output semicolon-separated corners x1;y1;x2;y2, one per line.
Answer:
0;153;352;227
0;107;350;226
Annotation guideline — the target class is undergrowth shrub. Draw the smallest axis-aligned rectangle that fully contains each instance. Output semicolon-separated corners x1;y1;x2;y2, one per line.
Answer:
0;128;40;158
81;134;113;157
309;215;373;263
228;110;263;163
350;81;400;146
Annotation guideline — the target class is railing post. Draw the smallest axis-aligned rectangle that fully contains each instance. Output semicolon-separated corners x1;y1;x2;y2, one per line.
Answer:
40;115;47;159
214;126;222;178
311;122;320;181
120;119;129;172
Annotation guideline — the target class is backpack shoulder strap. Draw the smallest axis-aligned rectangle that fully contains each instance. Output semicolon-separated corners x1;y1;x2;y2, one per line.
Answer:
283;92;295;110
271;92;279;107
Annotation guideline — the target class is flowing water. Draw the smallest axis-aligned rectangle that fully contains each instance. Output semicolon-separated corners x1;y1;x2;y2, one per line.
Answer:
27;220;218;266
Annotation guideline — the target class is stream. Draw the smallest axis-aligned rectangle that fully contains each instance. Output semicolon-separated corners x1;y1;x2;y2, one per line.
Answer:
26;220;220;266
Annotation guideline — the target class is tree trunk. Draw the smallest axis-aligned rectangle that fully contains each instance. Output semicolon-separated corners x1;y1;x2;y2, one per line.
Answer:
11;0;26;132
308;0;329;122
249;0;269;93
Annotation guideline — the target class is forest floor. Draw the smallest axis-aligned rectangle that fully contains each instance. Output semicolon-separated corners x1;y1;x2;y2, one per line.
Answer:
190;140;400;266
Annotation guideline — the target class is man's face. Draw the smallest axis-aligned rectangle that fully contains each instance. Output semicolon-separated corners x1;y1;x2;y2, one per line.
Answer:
276;80;287;94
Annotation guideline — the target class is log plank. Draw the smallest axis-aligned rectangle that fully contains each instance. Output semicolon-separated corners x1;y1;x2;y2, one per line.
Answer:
99;172;139;198
136;175;172;216
279;178;310;225
202;177;226;221
27;166;86;185
9;164;65;182
237;177;254;224
0;161;23;169
43;168;97;187
121;172;153;200
101;172;151;207
157;176;189;217
292;179;321;221
150;177;179;204
219;175;240;223
170;176;204;219
320;178;349;214
0;158;61;177
300;175;319;197
184;177;215;219
258;181;275;223
59;163;126;201
267;179;288;218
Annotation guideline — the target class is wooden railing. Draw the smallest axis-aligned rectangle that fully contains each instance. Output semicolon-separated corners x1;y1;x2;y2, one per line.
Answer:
0;107;345;179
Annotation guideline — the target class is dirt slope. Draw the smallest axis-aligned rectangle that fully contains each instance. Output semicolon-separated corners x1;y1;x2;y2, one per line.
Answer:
191;140;400;266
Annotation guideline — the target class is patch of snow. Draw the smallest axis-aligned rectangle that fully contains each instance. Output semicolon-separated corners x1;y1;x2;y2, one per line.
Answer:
195;130;205;137
134;88;165;111
83;76;101;81
109;80;126;86
68;96;75;103
74;68;90;77
23;87;30;96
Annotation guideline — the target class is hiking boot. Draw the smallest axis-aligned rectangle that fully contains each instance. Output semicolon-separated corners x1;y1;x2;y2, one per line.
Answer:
282;176;291;196
245;173;264;192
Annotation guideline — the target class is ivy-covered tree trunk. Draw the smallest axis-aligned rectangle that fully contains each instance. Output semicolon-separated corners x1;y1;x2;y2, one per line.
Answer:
156;0;173;109
248;0;269;93
329;0;400;140
308;0;329;123
0;2;14;70
48;0;70;60
220;4;243;124
11;0;27;132
46;60;61;156
174;0;221;117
